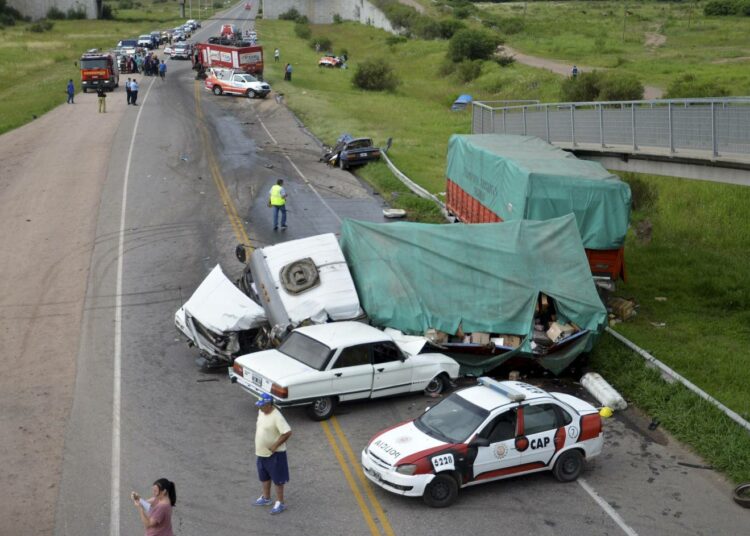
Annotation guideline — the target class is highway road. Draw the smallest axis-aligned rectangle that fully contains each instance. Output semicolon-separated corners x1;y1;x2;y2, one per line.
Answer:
1;3;746;536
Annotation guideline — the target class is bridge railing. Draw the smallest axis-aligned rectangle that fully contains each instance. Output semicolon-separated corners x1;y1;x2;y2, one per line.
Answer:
472;97;750;159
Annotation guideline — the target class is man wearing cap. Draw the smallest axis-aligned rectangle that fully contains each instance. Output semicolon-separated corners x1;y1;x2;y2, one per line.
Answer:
253;393;292;515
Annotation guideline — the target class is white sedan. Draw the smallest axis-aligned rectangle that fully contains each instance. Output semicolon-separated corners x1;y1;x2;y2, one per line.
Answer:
229;322;461;420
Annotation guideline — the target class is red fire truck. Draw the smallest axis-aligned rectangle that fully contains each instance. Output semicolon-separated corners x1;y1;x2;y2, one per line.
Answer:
80;50;120;92
195;43;264;77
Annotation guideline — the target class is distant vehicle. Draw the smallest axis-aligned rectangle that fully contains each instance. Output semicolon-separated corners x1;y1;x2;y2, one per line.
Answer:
137;34;154;49
194;42;264;77
205;68;270;98
220;23;239;40
325;135;381;170
172;31;186;42
171;43;192;60
163;45;175;57
150;31;162;46
229;322;461;420
117;39;139;55
362;377;605;507
318;55;343;68
79;50;119;92
245;2;252;10
181;24;193;37
186;19;201;29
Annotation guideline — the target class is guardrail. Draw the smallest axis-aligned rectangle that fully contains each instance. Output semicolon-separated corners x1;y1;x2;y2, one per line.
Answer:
472;97;750;160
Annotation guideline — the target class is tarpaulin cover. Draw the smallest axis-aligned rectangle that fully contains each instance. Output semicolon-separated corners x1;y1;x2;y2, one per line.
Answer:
446;134;631;250
339;215;607;355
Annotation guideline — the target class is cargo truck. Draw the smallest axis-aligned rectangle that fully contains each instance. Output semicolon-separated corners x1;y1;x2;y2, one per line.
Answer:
194;42;264;77
80;50;119;92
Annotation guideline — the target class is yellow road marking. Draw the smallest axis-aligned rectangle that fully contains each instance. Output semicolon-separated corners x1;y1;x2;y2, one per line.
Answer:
193;81;253;252
332;416;396;536
321;420;382;536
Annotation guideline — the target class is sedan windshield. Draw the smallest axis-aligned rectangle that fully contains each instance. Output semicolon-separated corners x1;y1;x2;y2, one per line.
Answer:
415;393;489;443
278;332;332;370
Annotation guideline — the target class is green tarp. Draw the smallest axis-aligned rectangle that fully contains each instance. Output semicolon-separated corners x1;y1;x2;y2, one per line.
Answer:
339;215;608;358
446;134;631;250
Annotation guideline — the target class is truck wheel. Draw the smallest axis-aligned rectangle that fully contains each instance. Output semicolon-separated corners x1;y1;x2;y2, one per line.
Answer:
424;374;447;396
306;396;337;421
423;474;459;508
213;85;223;96
553;449;584;482
246;89;256;99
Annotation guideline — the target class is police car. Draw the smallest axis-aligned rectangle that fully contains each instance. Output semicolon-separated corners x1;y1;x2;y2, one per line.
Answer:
361;377;605;507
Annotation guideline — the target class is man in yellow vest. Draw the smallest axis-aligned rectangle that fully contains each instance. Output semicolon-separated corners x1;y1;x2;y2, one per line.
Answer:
268;179;287;230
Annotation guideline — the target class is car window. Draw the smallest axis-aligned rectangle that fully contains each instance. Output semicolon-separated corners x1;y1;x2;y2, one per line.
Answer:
347;139;373;150
482;410;517;443
372;342;402;364
278;332;333;371
415;393;489;443
332;344;371;369
523;404;560;436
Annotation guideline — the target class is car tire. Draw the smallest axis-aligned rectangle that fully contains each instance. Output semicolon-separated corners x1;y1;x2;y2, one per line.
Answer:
733;482;750;508
553;449;584;482
306;396;337;421
213;85;223;96
246;89;256;99
423;473;459;508
424;374;448;396
338;157;348;170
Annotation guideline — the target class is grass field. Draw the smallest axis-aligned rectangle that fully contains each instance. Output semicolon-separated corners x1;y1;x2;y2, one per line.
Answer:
482;1;750;94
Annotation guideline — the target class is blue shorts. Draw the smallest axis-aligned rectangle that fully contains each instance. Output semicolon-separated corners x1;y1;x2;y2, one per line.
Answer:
257;451;289;485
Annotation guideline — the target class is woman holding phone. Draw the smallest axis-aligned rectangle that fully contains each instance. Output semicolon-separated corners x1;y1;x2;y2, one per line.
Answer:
131;478;176;536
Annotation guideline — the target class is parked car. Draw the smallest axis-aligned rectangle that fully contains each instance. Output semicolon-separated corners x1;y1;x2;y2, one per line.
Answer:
362;376;605;507
163;45;175;57
229;322;461;420
173;31;186;42
137;34;154;49
171;43;192;60
205;68;270;98
186;19;201;29
117;39;139;55
323;134;381;170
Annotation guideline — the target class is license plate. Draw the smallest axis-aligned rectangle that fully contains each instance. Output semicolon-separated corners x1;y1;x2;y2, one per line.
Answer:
360;152;367;157
366;467;381;480
250;373;262;386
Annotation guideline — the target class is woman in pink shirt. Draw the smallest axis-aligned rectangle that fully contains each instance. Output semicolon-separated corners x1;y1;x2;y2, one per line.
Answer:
131;478;176;536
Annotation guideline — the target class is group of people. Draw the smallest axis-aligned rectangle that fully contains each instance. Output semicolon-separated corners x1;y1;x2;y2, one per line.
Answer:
124;78;140;105
131;396;293;535
283;63;292;81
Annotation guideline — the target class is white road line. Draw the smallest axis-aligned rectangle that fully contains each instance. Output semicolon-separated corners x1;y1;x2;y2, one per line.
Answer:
111;77;156;536
255;114;342;223
578;478;639;536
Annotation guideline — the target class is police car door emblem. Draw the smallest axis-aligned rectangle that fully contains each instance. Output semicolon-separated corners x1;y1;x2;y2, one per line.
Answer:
568;426;579;439
494;444;507;459
396;436;412;444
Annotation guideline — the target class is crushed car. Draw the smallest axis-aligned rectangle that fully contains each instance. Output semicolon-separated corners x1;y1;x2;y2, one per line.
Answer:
321;133;381;170
318;55;343;68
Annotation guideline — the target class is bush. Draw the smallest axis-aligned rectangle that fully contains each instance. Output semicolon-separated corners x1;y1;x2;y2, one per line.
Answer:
352;59;400;91
119;0;133;9
100;3;114;19
560;71;604;102
438;57;457;76
47;6;66;19
310;36;332;52
622;173;658;212
333;13;343;24
482;14;524;35
385;35;407;46
453;5;475;19
665;74;730;98
495;54;515;67
67;6;87;19
413;16;442;39
279;7;302;20
212;1;222;8
382;3;419;30
294;22;311;40
437;18;465;39
598;71;644;100
703;0;737;15
455;59;482;83
447;28;500;62
29;20;54;32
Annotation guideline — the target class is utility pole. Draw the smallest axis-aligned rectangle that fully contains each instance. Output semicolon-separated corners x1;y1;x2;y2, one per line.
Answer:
622;2;627;43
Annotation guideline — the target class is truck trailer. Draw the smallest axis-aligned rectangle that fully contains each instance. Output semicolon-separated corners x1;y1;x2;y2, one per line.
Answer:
194;42;264;77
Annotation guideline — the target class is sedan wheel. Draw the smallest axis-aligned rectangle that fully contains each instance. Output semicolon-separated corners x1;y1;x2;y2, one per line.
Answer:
553;449;584;482
246;89;256;99
338;157;348;170
213;85;222;96
306;396;337;421
424;374;447;395
423;474;459;508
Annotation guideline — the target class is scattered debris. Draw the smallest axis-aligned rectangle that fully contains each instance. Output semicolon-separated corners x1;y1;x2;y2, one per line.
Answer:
654;296;667;302
264;163;274;168
677;461;714;471
581;372;628;411
196;378;219;383
650;322;666;328
383;208;406;219
648;418;661;431
608;296;638;320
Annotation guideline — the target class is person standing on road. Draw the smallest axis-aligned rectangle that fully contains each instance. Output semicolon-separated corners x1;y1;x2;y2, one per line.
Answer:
253;393;292;515
131;79;139;106
131;478;176;536
159;61;167;81
96;85;106;113
66;79;75;104
126;77;132;104
274;48;280;62
268;179;287;230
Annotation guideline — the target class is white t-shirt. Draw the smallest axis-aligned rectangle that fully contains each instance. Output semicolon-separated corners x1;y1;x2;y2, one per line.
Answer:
255;408;291;457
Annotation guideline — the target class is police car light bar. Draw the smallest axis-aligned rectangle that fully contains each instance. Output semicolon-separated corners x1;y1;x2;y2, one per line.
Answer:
477;377;526;402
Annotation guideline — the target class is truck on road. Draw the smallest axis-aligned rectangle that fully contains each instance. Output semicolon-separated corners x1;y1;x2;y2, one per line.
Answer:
80;50;119;92
195;42;264;77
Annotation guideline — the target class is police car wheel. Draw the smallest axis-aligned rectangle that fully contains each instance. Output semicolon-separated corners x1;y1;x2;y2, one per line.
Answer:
423;474;458;508
424;374;447;395
306;396;337;421
553;449;583;482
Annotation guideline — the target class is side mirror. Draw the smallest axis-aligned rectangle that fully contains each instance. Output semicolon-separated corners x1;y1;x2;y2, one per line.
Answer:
471;437;491;448
235;243;247;264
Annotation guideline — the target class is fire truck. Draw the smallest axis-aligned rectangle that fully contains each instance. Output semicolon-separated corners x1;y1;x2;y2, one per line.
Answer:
195;42;264;78
80;49;120;92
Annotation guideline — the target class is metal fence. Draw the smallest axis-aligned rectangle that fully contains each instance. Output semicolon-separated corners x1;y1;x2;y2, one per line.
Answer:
472;98;750;159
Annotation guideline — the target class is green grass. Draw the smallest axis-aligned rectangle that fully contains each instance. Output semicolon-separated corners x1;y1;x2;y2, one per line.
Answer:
482;0;750;94
0;0;213;134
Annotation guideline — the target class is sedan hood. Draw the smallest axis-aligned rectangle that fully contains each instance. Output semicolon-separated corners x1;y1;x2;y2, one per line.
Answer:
368;421;446;467
235;349;314;382
182;264;266;333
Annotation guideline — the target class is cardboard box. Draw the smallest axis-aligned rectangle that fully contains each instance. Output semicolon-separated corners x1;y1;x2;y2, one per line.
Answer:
425;328;448;344
470;332;491;345
492;335;522;348
546;322;577;343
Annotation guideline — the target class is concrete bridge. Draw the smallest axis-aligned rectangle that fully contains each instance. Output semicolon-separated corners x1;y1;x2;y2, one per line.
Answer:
472;98;750;186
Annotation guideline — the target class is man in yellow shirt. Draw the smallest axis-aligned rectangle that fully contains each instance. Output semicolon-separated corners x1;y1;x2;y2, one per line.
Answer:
253;393;292;515
268;179;288;230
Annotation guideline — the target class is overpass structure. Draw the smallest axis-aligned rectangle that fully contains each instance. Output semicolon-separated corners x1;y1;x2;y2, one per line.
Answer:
472;98;750;186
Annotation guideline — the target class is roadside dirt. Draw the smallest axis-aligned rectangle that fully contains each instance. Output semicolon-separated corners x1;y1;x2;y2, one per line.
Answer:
645;32;667;49
500;45;664;100
0;91;126;536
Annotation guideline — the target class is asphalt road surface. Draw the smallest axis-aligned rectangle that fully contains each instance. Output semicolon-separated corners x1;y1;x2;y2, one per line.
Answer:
1;3;746;536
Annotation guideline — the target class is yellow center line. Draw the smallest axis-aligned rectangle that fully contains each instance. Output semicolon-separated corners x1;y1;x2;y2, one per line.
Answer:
321;420;382;536
193;81;253;252
332;416;397;536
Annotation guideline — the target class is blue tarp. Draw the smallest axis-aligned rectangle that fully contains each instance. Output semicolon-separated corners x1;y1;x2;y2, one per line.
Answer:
451;94;473;111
